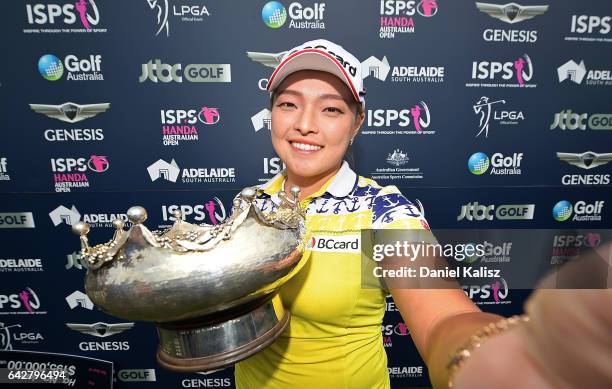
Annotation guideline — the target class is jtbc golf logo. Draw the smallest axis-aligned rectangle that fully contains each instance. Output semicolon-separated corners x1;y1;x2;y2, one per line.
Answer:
117;369;156;382
0;158;10;181
147;159;236;184
379;0;439;39
0;288;45;315
38;54;103;81
557;151;611;186
161;200;227;226
468;152;523;175
50;156;109;192
473;96;525;138
469;54;534;87
160;108;220;145
567;15;611;42
307;235;360;252
553;200;604;222
0;213;36;229
139;60;231;83
463;278;509;304
24;0;105;33
475;2;548;43
365;101;434;135
261;1;326;30
457;202;534;221
557;59;612;86
549;110;612;131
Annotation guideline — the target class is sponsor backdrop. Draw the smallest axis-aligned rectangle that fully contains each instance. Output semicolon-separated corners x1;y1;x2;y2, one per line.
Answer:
1;0;611;387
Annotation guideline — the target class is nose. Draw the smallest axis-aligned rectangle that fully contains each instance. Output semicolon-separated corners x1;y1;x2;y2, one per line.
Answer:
293;105;318;136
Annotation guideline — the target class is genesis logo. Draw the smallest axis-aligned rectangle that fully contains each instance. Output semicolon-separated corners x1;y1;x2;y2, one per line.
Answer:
557;151;612;169
475;2;548;24
66;322;134;337
29;102;110;123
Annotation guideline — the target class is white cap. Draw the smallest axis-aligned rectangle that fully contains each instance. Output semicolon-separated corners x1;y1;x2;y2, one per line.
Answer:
267;39;366;108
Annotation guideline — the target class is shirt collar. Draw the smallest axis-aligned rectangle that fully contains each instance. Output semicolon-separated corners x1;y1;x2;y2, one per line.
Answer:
258;160;357;199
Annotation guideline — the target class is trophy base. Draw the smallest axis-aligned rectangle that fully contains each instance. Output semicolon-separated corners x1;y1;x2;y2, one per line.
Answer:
156;293;289;373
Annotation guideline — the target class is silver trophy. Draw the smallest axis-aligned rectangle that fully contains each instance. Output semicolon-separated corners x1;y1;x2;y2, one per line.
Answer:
72;187;306;372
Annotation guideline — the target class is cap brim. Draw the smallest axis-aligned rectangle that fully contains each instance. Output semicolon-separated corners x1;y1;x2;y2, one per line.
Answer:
267;49;360;103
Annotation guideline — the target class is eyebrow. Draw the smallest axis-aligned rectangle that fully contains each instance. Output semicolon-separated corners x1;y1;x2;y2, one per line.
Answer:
277;89;348;102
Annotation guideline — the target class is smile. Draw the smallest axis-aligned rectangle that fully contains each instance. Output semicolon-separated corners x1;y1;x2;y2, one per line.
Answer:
290;141;323;152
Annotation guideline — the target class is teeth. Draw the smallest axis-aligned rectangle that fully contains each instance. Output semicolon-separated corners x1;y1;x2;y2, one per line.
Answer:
292;142;322;151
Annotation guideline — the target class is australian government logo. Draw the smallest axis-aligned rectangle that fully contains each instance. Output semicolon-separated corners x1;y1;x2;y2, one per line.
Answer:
371;149;424;181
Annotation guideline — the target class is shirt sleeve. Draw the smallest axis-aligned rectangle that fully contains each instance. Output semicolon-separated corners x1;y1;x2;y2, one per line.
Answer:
371;185;430;230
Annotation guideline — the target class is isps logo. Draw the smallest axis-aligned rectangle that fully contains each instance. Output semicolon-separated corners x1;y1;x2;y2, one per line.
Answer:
463;278;510;305
379;0;439;39
24;0;105;33
381;321;409;347
160;200;227;227
50;155;109;192
365;101;434;135
139;60;231;83
160;107;220;146
469;54;535;88
0;287;46;315
307;235;360;253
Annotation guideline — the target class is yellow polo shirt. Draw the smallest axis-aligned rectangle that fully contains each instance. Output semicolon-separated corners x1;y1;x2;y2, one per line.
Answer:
235;162;428;389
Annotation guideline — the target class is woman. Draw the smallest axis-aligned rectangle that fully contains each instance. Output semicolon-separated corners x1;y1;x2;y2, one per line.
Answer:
235;39;612;389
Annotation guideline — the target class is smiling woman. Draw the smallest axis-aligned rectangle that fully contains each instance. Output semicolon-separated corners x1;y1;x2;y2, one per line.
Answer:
233;39;612;389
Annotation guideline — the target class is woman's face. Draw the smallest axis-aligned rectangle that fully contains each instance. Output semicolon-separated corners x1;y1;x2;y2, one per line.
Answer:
271;70;363;182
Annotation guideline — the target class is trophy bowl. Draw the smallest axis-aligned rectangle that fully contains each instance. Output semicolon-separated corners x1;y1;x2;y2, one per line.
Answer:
72;187;307;372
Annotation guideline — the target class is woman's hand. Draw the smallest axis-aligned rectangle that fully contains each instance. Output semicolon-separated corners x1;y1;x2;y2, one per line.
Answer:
451;289;612;389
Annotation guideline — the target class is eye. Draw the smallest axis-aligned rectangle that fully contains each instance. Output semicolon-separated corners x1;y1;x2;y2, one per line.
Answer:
324;107;344;114
276;101;296;109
